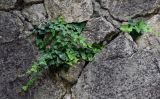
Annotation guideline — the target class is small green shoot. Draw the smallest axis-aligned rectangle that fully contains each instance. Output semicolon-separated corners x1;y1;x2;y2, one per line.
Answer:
120;19;151;40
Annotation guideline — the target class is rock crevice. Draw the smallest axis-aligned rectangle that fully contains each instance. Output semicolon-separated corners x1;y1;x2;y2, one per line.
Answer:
0;0;160;99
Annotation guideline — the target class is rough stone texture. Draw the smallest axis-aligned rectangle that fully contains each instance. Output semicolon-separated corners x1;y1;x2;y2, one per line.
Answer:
0;39;36;99
147;14;160;37
24;0;43;4
34;76;66;99
12;10;34;38
82;17;116;44
0;0;17;10
92;0;109;17
106;34;137;59
22;22;34;38
22;4;47;25
136;33;160;50
99;0;160;20
1;0;160;99
71;34;160;99
44;0;93;22
59;61;85;84
136;14;160;49
63;94;71;99
0;11;24;44
92;0;121;31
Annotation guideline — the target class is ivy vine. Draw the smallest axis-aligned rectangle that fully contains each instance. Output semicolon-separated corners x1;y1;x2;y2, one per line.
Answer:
22;16;102;91
120;19;151;40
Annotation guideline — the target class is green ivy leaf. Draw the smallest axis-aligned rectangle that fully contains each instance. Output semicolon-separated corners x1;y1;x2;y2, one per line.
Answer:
59;53;67;61
22;86;28;92
43;53;52;60
120;24;133;33
120;19;152;40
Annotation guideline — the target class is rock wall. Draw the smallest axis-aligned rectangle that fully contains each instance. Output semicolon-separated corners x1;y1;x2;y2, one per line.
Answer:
0;0;160;99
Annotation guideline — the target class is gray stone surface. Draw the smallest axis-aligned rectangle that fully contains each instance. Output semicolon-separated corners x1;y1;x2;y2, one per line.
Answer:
0;39;66;99
63;94;71;99
92;0;121;30
82;17;116;44
0;11;24;44
105;34;137;59
22;4;47;25
0;39;36;99
136;33;160;50
34;76;66;99
99;0;160;20
147;14;160;37
59;61;85;84
92;0;109;17
0;0;17;10
12;10;34;38
135;14;160;49
44;0;93;22
71;34;160;99
1;0;160;99
24;0;43;4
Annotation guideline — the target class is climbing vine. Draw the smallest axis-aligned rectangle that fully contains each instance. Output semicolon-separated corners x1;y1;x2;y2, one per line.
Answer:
22;16;102;91
120;19;151;40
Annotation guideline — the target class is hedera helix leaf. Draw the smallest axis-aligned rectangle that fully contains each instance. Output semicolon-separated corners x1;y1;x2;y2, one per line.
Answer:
22;16;102;91
59;53;67;61
120;24;133;33
26;63;39;75
81;52;87;60
22;86;28;92
120;19;152;40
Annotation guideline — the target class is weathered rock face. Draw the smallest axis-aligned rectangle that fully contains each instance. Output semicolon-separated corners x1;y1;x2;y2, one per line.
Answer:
59;61;85;84
0;39;36;99
44;0;93;22
24;0;43;4
136;33;160;50
99;0;160;20
71;34;160;99
136;15;160;49
147;15;160;36
12;10;34;38
34;76;66;99
0;11;24;44
82;17;116;43
104;34;137;59
0;0;17;10
22;4;47;25
1;0;160;99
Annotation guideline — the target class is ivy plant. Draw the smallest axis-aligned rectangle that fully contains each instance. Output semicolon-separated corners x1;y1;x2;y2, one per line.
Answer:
120;19;151;40
22;16;102;91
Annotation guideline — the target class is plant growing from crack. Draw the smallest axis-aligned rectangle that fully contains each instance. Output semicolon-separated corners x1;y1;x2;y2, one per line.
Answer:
22;16;102;91
120;19;151;40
